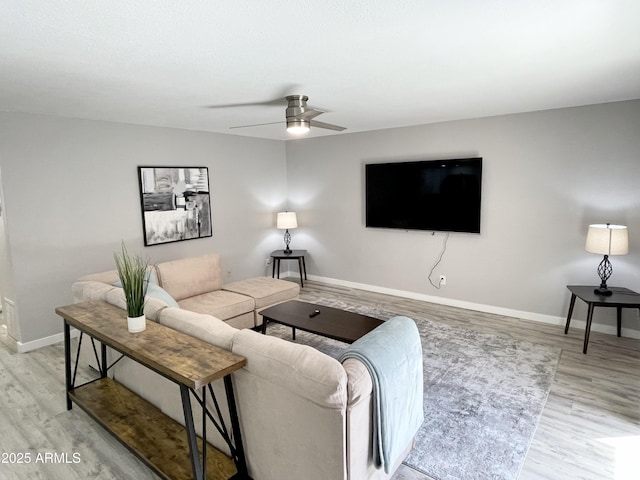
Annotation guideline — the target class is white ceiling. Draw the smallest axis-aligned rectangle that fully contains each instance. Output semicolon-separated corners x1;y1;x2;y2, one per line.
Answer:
2;1;639;141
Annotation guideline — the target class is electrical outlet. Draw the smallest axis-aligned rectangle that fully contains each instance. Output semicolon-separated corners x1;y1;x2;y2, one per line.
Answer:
226;270;232;278
439;275;446;286
265;258;271;267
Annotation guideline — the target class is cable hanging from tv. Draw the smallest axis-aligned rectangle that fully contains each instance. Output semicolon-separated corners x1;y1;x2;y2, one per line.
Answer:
428;232;450;289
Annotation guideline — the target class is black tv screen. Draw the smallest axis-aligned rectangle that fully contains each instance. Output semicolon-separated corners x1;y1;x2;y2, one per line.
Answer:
365;158;482;233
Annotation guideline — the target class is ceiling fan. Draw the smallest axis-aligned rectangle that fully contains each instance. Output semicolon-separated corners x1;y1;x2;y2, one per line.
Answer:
229;95;346;134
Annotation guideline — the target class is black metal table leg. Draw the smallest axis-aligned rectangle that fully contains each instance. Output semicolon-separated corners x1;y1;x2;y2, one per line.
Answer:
201;387;207;480
180;385;204;480
64;321;72;410
617;307;622;337
224;376;252;479
301;256;307;280
297;258;304;288
100;342;108;378
564;293;577;334
583;303;595;354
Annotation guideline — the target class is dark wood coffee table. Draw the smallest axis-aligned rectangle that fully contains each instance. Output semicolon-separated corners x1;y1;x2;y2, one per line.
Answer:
260;300;384;344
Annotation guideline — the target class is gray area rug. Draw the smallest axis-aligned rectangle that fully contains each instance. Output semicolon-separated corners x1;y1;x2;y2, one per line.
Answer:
266;298;560;480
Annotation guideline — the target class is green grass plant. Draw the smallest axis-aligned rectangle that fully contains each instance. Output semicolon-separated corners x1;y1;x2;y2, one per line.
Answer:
114;243;149;318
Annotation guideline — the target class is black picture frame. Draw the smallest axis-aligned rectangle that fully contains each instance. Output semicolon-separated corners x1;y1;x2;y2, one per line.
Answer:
138;166;212;246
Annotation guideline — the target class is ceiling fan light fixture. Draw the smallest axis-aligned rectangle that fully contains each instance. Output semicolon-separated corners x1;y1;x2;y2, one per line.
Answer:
286;118;310;134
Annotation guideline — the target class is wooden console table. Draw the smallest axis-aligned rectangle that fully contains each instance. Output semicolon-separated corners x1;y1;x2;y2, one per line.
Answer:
56;300;253;480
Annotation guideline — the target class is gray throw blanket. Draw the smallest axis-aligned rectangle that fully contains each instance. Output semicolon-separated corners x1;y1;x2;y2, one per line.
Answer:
339;316;424;473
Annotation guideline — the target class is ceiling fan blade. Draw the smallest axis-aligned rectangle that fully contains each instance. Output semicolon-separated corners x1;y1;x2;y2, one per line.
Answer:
295;109;324;121
206;99;284;109
310;120;347;131
206;84;302;109
229;121;284;129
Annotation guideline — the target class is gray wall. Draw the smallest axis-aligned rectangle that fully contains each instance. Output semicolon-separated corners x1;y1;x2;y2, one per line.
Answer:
286;100;640;331
2;100;639;347
0;168;15;335
0;112;287;346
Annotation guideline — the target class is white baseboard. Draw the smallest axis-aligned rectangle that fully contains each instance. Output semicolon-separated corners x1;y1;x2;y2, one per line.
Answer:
14;273;640;353
15;328;80;353
306;274;640;340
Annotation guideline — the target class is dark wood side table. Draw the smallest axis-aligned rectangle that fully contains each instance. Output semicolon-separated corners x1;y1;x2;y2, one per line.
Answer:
564;285;640;354
270;249;307;288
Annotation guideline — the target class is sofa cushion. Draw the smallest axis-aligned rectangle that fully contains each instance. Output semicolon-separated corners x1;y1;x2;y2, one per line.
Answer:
112;271;179;310
145;283;179;308
112;268;159;288
157;308;236;350
222;277;299;309
155;253;222;301
225;312;257;330
177;290;255;321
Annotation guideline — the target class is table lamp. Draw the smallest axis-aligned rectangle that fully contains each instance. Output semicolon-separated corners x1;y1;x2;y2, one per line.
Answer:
277;211;298;254
585;223;628;296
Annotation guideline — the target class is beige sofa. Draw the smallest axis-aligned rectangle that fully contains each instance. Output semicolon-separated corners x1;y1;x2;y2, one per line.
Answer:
72;253;418;480
74;253;299;329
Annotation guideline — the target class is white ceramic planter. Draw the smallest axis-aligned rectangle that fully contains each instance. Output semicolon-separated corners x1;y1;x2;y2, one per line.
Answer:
127;314;146;333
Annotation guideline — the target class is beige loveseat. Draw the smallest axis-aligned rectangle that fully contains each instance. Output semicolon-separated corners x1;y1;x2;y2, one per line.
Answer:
72;253;418;480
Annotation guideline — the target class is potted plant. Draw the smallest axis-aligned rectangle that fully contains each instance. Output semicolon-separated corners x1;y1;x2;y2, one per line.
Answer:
114;243;149;333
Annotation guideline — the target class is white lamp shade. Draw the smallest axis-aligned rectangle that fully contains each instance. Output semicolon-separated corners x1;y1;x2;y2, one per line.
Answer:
277;211;298;229
585;224;629;255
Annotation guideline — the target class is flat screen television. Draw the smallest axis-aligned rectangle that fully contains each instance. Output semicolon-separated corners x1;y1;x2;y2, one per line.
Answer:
365;157;482;233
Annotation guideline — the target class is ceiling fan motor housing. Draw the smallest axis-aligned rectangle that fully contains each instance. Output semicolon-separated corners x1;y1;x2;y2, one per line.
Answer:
285;95;310;119
285;95;311;131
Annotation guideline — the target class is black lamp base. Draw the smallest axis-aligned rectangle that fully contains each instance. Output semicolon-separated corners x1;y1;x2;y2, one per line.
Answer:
594;255;613;296
594;287;612;296
283;229;292;255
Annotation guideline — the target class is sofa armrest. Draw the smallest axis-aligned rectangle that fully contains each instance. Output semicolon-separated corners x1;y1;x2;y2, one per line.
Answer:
342;334;420;479
77;269;120;285
72;280;126;310
343;358;384;479
343;358;373;405
230;329;348;480
232;329;348;407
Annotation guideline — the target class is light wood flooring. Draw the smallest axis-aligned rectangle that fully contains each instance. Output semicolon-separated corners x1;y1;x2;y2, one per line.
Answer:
0;280;639;479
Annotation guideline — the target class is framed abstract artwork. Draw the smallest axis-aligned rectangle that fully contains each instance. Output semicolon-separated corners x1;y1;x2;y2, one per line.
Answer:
138;166;212;246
